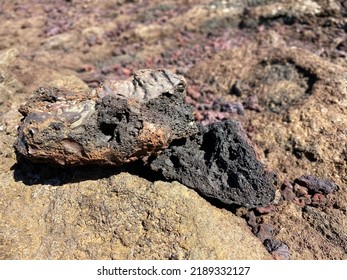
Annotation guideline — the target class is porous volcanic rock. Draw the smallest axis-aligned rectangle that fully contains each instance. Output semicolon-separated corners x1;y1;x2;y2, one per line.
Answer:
15;69;198;166
150;120;275;208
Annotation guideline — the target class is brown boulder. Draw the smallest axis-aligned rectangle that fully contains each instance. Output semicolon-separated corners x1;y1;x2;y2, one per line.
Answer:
0;172;271;260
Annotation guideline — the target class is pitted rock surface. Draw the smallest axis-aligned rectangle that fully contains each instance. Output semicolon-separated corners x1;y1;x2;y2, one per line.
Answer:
15;69;198;166
150;120;275;208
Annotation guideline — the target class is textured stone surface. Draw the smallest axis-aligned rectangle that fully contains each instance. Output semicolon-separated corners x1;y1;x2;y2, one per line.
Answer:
190;44;347;259
295;175;339;195
263;239;290;260
151;120;275;208
1;0;347;260
15;69;197;166
0;172;271;260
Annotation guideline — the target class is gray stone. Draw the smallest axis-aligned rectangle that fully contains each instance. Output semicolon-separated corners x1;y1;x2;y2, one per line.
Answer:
150;120;275;208
295;175;339;195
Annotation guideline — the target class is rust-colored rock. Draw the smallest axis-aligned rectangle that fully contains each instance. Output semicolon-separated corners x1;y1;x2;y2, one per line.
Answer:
15;69;198;166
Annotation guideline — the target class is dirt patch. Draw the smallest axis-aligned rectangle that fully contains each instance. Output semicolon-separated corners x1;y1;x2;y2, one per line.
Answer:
243;61;318;113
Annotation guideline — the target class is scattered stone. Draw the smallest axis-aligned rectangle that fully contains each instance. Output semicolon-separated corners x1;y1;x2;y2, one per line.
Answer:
185;82;244;125
255;223;274;242
264;239;291;260
200;111;229;125
220;102;244;115
293;184;309;197
311;193;327;208
243;95;263;112
280;180;296;201
150;120;275;208
244;210;258;229
229;80;242;96
293;197;309;207
15;69;198;166
187;86;201;100
281;176;334;208
295;175;339;195
256;204;276;214
303;195;312;205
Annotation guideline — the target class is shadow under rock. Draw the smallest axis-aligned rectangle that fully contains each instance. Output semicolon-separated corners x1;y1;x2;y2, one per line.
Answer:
12;156;240;214
12;156;166;186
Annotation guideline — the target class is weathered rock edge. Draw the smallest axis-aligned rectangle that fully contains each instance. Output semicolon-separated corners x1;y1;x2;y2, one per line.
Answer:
15;69;275;207
15;69;198;166
150;120;275;208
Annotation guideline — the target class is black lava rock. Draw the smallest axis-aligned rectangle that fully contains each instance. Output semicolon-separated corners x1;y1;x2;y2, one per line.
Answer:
150;120;275;208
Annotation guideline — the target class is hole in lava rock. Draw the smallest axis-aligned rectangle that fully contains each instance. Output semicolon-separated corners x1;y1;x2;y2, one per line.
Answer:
228;146;238;161
201;130;216;162
169;155;180;168
99;122;117;139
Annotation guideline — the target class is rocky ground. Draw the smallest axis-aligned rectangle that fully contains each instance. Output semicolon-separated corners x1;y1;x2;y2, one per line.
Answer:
0;0;346;260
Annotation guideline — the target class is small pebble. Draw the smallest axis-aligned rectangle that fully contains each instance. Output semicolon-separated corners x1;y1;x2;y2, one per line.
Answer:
187;87;201;100
281;180;296;201
293;197;309;207
229;81;242;96
255;223;273;242
244;211;257;229
293;184;308;197
256;204;276;214
244;95;263;112
263;239;290;260
221;102;244;115
295;175;339;195
311;193;327;207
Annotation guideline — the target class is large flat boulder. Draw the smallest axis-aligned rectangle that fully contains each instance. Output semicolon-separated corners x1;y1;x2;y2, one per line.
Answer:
0;172;271;260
